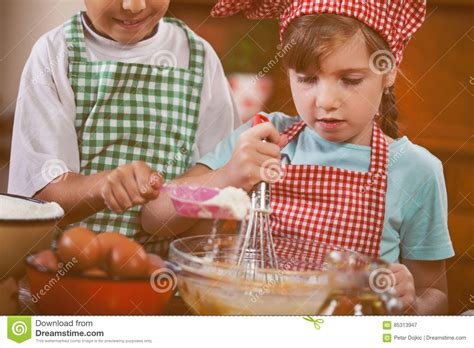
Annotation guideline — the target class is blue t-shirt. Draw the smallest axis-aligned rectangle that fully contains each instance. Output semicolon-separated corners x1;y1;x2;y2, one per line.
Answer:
198;112;455;263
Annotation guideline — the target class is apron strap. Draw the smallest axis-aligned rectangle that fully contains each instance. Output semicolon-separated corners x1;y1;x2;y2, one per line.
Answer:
64;12;89;62
281;120;306;142
63;14;206;76
163;18;205;75
368;121;389;175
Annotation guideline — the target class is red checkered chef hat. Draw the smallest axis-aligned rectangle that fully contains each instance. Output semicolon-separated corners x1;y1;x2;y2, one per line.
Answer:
211;0;426;65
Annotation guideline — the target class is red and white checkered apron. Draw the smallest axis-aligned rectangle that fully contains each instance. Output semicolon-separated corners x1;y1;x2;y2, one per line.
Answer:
271;120;388;258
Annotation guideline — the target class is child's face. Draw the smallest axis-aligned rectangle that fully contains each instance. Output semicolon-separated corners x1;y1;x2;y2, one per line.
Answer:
289;31;396;145
84;0;170;44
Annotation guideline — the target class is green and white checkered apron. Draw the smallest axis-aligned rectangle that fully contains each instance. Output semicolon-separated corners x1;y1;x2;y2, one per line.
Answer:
64;12;204;255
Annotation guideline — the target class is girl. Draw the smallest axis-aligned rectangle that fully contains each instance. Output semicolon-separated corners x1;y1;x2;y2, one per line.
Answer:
8;0;239;254
141;0;454;314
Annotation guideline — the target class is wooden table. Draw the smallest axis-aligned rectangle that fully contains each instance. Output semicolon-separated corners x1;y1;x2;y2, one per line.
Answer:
17;277;192;316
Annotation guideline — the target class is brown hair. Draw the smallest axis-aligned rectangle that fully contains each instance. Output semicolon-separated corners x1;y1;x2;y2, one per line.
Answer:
282;14;399;138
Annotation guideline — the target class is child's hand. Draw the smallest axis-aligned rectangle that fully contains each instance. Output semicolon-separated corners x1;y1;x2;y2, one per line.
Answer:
222;122;288;191
388;263;417;313
101;161;163;214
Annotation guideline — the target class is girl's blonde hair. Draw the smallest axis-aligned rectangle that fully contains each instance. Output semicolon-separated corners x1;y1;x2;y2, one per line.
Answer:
282;14;399;138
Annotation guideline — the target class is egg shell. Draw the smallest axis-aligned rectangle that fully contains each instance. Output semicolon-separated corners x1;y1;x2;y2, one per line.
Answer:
31;249;61;272
95;232;129;270
108;239;149;277
57;227;100;271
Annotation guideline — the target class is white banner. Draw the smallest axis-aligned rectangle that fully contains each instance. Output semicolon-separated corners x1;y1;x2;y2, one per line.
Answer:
0;315;472;347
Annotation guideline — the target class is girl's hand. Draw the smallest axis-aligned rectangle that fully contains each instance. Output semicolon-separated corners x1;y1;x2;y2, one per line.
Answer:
101;161;163;213
388;263;417;313
222;122;288;191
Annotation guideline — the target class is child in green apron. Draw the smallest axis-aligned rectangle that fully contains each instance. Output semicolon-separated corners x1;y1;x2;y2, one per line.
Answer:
9;0;239;255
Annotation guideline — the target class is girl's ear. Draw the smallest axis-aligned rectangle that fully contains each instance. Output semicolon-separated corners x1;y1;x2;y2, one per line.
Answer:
384;68;397;88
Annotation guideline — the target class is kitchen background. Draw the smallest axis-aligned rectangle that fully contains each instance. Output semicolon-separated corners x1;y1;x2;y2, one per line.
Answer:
0;0;472;314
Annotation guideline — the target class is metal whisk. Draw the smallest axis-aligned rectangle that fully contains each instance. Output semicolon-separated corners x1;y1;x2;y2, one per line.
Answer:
236;114;279;281
237;181;279;281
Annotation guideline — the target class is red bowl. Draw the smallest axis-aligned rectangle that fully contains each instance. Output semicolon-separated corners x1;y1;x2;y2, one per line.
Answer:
25;255;175;315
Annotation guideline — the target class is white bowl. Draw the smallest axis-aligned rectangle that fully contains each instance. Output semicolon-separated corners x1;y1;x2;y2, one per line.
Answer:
0;193;63;280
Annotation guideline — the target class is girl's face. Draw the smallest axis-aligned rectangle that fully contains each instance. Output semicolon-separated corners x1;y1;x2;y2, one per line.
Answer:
84;0;170;44
289;31;396;146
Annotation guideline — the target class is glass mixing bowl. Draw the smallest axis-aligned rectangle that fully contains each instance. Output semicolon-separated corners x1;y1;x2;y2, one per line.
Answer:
169;234;361;315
